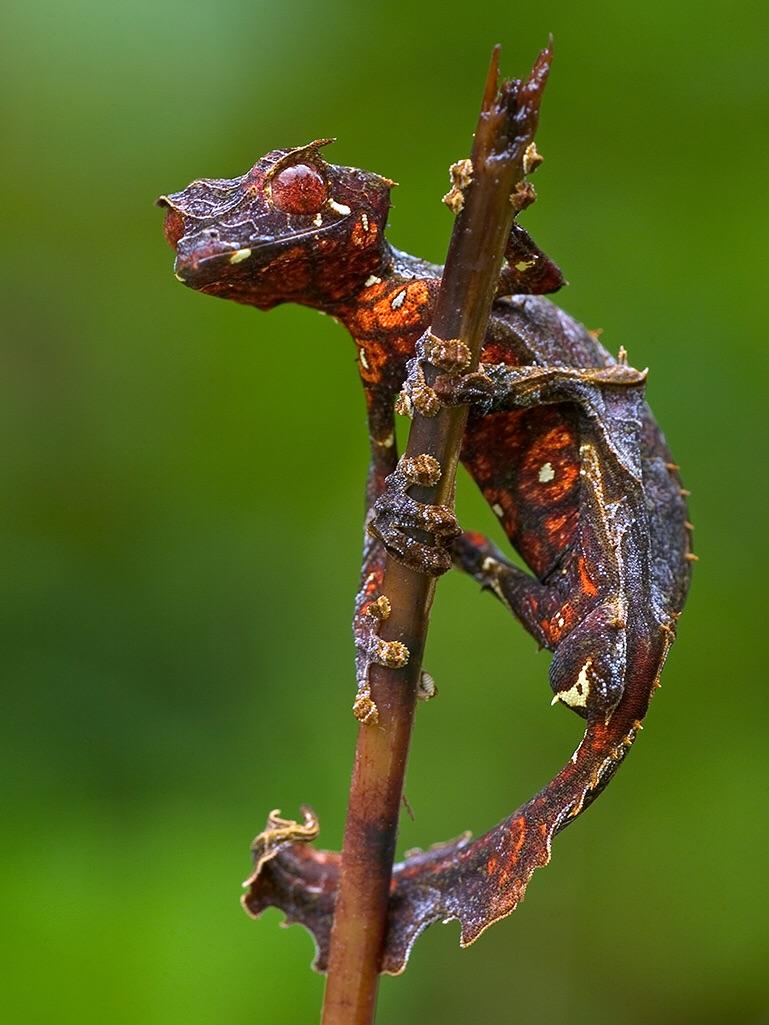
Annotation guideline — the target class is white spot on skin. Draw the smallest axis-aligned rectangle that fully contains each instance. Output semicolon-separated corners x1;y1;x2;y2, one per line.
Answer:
555;612;565;629
569;727;588;764
380;432;394;448
328;199;351;216
313;212;323;227
359;348;370;370
552;660;592;708
364;275;382;287
391;289;407;310
489;577;512;612
361;213;369;231
229;248;252;264
492;503;504;517
538;461;555;483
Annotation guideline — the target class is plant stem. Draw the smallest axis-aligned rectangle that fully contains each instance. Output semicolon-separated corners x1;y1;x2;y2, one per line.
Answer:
320;44;551;1025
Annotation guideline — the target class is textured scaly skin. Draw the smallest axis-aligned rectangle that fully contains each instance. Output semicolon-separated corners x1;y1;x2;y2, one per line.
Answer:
159;138;692;971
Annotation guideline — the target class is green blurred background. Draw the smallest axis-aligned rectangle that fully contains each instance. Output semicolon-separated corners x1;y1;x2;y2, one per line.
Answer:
3;1;767;1022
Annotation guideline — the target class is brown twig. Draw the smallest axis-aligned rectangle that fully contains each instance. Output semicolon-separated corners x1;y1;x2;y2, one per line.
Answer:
320;43;552;1025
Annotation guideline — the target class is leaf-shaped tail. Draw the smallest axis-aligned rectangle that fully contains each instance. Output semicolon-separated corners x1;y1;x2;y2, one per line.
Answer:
381;711;643;972
243;631;671;974
241;807;338;971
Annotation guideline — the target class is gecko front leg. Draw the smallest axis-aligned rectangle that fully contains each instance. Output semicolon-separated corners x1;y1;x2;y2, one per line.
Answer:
367;453;462;576
454;524;628;723
353;407;441;724
352;409;407;725
437;361;648;484
436;361;646;416
453;531;557;649
367;329;470;575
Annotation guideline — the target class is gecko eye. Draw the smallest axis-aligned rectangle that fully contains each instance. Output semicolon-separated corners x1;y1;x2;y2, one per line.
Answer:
163;208;186;249
270;163;328;214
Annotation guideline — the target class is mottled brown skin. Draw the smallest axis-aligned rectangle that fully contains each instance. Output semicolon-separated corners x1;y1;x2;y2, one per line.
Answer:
160;141;692;971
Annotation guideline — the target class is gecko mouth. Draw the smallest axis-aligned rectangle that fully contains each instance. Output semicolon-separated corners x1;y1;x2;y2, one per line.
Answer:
173;240;250;283
172;215;353;286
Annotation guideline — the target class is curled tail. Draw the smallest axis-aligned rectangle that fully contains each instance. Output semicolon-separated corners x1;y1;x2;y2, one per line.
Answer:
382;711;643;971
242;630;671;973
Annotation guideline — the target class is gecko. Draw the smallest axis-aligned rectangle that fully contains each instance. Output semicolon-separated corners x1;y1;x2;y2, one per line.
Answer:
158;108;693;969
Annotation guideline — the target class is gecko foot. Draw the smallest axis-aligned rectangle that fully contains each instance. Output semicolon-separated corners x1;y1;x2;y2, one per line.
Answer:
395;329;471;419
368;455;461;575
433;368;498;414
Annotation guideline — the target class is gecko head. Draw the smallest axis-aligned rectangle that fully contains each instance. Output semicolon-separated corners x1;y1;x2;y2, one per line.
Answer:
157;140;394;310
548;602;627;723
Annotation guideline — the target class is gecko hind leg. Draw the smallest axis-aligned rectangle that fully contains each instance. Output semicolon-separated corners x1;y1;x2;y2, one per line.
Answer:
453;532;557;650
454;530;627;722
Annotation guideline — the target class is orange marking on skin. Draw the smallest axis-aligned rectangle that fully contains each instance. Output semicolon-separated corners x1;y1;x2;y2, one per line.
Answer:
351;217;379;248
542;510;577;552
545;513;568;534
578;555;599;598
371;282;431;332
356;340;391;384
361;280;388;299
539;618;554;639
527;424;574;455
518;427;580;506
541;601;577;645
479;340;523;367
487;854;498;876
588;722;610;751
361;570;383;600
404;279;430;308
465;530;488;547
510;820;527;858
496;819;527;889
520;458;579;504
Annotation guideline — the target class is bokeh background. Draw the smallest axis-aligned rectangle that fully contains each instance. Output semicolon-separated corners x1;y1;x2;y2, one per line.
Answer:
3;1;768;1022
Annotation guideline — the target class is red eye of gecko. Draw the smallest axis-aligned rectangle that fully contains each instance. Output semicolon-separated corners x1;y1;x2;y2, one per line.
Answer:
163;208;186;249
270;163;328;214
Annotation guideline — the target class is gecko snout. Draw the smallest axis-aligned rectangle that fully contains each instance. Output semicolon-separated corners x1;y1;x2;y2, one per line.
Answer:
172;229;252;286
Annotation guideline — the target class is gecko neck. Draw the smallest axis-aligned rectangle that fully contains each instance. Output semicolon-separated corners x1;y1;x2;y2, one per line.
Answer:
323;242;443;329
